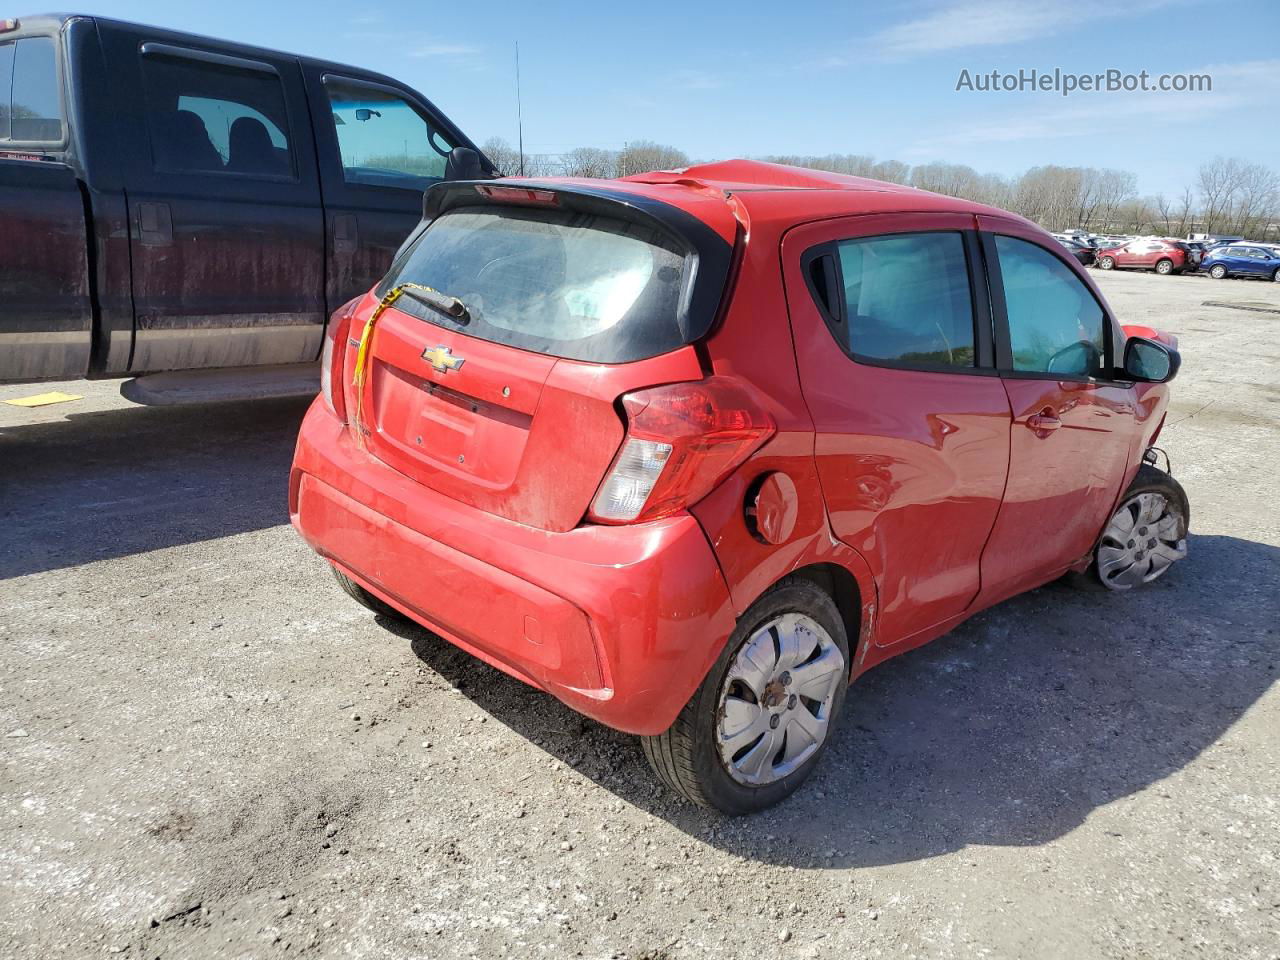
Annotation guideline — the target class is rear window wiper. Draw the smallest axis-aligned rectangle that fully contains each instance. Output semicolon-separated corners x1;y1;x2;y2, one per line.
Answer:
398;283;471;326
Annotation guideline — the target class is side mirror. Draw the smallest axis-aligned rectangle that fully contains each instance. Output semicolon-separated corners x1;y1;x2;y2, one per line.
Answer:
1123;336;1180;383
354;108;382;122
443;146;484;182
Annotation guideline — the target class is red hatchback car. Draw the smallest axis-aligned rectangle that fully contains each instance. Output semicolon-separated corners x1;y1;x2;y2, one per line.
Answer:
290;161;1188;814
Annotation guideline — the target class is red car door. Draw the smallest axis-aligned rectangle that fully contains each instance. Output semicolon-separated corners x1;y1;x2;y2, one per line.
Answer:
974;219;1137;604
782;214;1012;647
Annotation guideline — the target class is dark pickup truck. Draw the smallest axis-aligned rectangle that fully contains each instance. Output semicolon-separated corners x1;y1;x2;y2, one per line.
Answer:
0;13;493;388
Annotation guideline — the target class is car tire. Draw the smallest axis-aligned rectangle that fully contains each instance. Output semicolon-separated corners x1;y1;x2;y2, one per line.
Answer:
1273;267;1280;282
1069;465;1189;593
1155;258;1173;275
332;566;408;620
1098;256;1115;270
1210;264;1227;279
641;577;851;815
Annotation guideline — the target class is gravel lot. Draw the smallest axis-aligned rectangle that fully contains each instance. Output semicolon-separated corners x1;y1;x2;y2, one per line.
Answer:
2;268;1278;960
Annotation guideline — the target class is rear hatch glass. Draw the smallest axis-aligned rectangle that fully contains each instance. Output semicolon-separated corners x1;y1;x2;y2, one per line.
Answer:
380;205;693;364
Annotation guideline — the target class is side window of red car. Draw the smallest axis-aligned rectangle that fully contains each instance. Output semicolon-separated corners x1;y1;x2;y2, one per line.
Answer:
823;231;977;370
994;235;1106;379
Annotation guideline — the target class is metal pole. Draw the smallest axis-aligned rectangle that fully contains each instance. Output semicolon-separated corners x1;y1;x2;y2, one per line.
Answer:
515;41;525;177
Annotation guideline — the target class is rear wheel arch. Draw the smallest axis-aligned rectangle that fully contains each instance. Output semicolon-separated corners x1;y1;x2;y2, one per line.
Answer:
787;562;862;666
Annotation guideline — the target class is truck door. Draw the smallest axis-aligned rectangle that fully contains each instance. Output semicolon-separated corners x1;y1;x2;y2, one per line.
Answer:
0;33;93;382
301;66;471;313
98;24;325;373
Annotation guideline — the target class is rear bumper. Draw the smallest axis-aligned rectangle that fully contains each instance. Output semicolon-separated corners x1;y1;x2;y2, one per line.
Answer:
290;399;737;735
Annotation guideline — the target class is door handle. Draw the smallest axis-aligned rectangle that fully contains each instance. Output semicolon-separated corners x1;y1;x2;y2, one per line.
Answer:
1027;409;1061;434
136;201;172;246
334;214;359;254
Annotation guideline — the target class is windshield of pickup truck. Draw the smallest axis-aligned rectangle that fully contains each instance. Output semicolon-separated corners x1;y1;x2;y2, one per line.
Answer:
382;205;691;363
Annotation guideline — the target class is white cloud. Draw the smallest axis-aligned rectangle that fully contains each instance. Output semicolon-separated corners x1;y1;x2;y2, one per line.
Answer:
869;0;1183;58
409;43;481;60
669;69;723;91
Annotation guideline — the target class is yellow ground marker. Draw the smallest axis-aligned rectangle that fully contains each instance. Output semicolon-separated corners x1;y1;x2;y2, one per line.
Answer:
3;391;83;408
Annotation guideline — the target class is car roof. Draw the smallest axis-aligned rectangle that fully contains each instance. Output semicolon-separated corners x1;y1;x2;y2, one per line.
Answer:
519;159;1039;241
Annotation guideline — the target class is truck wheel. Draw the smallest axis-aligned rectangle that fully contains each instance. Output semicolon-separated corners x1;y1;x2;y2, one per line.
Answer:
1155;258;1173;275
1209;264;1227;279
1072;465;1189;592
642;578;850;815
1098;256;1115;270
332;566;408;620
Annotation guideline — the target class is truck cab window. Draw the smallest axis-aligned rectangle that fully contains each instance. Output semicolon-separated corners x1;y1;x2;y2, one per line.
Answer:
324;77;457;188
141;54;294;178
0;36;63;142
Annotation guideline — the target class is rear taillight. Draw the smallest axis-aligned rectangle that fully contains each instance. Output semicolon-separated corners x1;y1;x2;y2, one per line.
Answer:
588;377;775;524
320;300;357;423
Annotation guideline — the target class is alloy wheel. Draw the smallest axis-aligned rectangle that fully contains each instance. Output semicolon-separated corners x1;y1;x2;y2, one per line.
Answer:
1096;492;1187;590
716;613;845;786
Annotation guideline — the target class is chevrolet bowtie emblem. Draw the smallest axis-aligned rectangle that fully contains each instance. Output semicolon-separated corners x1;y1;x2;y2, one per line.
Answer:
421;345;464;374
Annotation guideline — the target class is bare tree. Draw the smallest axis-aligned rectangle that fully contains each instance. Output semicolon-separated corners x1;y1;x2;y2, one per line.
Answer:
869;159;910;184
1197;156;1245;233
560;146;617;178
1228;162;1280;237
616;141;689;177
1093;169;1138;232
480;136;521;177
1154;193;1175;235
759;154;913;184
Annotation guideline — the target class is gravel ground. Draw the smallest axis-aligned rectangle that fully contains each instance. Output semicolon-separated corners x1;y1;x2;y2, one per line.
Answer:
2;268;1278;959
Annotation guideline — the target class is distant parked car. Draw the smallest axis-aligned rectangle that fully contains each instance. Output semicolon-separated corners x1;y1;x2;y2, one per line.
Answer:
1201;244;1280;281
1096;239;1192;275
1058;237;1096;266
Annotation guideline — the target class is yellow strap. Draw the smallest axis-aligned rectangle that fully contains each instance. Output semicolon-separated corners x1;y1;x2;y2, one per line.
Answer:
350;283;444;445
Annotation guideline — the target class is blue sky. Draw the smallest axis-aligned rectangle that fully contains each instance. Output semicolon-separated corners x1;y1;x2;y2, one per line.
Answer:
82;0;1279;197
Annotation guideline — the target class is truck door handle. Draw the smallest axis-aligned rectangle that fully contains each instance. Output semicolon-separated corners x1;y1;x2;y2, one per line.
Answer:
136;201;172;246
334;214;359;254
1027;409;1062;434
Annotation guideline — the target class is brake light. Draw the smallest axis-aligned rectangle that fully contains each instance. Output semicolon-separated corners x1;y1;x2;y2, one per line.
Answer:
474;184;559;206
588;377;775;524
0;19;19;32
320;299;357;423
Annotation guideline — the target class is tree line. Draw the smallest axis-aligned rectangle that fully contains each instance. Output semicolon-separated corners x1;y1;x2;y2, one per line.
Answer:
481;137;1280;242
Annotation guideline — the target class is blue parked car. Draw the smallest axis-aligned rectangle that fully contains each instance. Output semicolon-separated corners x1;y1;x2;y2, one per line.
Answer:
1201;244;1280;281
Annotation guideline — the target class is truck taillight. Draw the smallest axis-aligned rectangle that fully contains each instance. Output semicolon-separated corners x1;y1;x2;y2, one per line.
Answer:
588;377;775;524
321;300;358;423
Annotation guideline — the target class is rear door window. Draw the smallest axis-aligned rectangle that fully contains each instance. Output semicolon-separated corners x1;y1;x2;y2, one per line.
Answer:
0;36;62;142
994;235;1106;378
382;205;692;363
141;50;295;178
831;232;976;369
324;77;458;188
